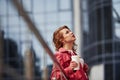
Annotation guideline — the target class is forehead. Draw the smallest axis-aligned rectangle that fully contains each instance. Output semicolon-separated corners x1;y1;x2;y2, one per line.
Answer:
59;28;70;34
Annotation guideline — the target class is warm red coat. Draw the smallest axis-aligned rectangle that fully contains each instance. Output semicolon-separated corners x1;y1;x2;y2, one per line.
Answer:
50;48;89;80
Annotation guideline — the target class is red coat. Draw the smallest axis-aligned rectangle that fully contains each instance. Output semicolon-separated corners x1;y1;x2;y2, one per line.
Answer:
50;48;89;80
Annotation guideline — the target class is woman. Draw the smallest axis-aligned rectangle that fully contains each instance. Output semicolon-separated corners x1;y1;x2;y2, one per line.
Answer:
50;25;89;80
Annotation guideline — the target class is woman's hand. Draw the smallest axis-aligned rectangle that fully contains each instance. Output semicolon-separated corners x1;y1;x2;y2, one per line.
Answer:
69;61;78;70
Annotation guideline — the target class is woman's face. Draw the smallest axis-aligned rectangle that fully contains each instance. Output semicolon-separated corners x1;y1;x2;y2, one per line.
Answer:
60;28;76;44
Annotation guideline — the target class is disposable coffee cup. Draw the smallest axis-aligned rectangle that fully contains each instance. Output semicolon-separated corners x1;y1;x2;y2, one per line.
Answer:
80;58;84;68
71;55;80;70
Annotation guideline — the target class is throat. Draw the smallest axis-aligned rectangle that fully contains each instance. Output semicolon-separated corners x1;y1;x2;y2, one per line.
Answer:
63;44;73;51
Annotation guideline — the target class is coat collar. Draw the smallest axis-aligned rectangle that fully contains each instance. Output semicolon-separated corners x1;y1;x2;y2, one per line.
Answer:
58;48;69;53
58;47;76;55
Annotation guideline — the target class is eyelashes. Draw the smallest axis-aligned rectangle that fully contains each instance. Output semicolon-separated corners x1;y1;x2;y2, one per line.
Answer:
65;31;69;34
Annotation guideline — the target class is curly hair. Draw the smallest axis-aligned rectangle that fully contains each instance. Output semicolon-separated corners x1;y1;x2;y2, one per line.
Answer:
53;25;77;52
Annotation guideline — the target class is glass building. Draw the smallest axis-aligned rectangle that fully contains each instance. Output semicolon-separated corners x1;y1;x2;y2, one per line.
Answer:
0;0;74;79
81;0;120;80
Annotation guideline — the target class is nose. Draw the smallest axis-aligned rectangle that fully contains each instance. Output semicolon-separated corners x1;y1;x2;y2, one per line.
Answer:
70;31;73;34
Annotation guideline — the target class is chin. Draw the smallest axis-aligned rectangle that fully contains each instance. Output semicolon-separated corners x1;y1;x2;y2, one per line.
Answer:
74;38;76;41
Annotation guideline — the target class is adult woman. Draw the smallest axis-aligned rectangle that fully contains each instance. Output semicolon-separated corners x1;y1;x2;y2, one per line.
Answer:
50;25;89;80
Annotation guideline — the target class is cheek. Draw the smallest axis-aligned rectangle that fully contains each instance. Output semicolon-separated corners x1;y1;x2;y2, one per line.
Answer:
64;37;71;42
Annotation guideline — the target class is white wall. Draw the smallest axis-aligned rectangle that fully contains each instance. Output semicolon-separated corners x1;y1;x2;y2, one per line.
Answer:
90;64;104;80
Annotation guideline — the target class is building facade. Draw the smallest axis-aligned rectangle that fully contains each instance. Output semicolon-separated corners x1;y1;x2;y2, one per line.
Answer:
81;0;120;80
0;0;74;79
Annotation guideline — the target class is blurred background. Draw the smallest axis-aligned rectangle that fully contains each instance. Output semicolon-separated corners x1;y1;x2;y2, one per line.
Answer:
0;0;120;80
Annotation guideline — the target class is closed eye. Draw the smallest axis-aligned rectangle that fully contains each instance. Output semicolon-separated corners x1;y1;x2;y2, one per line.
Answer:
65;31;69;34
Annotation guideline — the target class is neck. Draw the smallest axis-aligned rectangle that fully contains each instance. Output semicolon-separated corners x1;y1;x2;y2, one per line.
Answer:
63;42;74;50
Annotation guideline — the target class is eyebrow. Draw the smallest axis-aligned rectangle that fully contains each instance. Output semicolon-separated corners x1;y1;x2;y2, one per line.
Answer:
61;28;70;34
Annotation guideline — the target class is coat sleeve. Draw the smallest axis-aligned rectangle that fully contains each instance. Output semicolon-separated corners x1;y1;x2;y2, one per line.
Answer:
50;53;74;80
83;63;89;73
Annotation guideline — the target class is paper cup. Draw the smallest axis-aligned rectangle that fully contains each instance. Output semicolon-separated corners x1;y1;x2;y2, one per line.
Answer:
71;55;80;70
80;58;84;68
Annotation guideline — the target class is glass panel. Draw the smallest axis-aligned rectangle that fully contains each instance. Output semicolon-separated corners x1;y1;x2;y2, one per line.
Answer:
8;33;20;42
22;0;32;12
113;1;120;39
59;11;72;22
105;64;113;80
44;23;58;32
81;0;88;10
1;17;7;27
115;63;120;80
33;14;45;24
115;27;120;38
113;4;120;19
46;13;58;22
33;0;45;13
8;26;20;33
8;1;18;15
59;0;71;10
104;43;112;53
46;0;58;12
9;16;19;26
83;13;89;33
114;41;120;53
0;0;7;15
20;17;29;30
